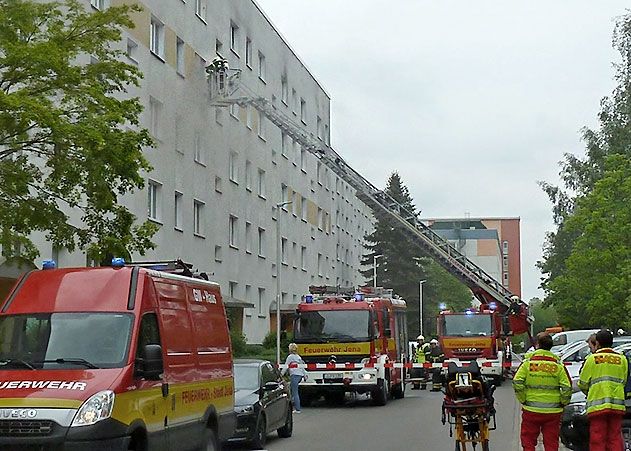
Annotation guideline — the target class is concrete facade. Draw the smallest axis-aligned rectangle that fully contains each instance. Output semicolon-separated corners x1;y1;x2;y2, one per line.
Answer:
12;0;374;343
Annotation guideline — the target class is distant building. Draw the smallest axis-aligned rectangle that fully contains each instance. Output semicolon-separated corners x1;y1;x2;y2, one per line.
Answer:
0;0;374;343
424;217;522;298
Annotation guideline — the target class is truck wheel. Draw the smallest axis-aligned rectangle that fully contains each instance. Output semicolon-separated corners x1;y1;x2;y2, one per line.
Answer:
391;382;405;399
372;379;389;406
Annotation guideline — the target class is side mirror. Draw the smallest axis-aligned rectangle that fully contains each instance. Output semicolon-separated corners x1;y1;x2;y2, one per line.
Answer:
263;381;280;391
136;344;164;380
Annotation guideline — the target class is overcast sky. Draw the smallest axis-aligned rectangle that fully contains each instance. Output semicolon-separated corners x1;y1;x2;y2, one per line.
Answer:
257;0;629;301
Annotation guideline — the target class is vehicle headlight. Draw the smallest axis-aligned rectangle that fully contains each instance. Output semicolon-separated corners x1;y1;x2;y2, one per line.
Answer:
356;372;375;380
71;391;115;427
235;405;254;414
567;402;586;416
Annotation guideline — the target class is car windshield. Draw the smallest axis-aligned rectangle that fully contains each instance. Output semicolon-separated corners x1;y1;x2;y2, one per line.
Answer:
294;310;371;343
234;365;260;390
0;313;133;369
441;314;493;337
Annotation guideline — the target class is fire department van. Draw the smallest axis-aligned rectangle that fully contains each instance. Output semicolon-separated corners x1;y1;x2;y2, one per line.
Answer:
0;260;235;450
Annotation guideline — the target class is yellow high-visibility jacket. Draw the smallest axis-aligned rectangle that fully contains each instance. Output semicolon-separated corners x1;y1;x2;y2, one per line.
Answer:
513;349;572;414
578;348;628;416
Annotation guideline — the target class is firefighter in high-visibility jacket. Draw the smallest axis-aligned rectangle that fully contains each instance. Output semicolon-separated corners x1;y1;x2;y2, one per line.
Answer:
513;332;571;451
411;335;430;389
578;329;628;451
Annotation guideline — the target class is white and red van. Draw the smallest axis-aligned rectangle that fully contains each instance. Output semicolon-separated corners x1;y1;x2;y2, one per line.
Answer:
0;261;235;450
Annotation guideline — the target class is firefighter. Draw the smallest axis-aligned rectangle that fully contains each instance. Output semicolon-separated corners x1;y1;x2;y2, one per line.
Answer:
412;335;430;389
428;339;444;391
578;329;628;451
513;332;571;451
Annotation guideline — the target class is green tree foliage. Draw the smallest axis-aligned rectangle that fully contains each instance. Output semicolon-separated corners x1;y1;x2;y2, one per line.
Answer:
529;297;559;334
539;13;631;328
361;172;471;336
0;0;156;263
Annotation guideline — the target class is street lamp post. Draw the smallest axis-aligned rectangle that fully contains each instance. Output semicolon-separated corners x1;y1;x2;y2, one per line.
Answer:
419;280;426;336
275;201;292;366
373;254;383;288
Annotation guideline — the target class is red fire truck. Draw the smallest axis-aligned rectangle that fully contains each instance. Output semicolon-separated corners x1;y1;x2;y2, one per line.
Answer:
293;286;408;406
438;298;531;385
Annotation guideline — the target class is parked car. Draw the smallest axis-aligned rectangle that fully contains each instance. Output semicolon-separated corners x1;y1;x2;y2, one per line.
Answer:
550;329;599;354
560;343;631;450
228;359;293;449
561;336;631;384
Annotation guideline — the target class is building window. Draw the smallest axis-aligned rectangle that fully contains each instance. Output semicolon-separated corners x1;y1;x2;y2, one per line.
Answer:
230;22;239;55
300;98;306;124
246;106;253;129
300;147;307;172
292;191;300;216
176;37;185;75
245;222;252;254
174;115;183;154
229;103;239;120
292;242;298;268
257;114;266;140
316;161;322;185
291;88;297;115
228;281;238;299
257;169;266;198
174;192;183;231
149;96;162;140
280;237;288;265
147;180;161;221
503;255;509;271
257;51;266;81
502;240;509;255
126;38;138;63
229;151;238;183
293;140;300;166
301;246;307;270
194;133;205;165
301;197;307;221
193;200;204;236
324;124;329;144
245;160;252;191
215;176;223;193
245;37;252;67
150;17;165;59
215;39;223;57
229;215;238;248
281;184;288;207
258;288;265;316
317;208;323;230
195;0;207;21
258;227;265;257
317;116;322;140
317;253;323;276
281;77;288;105
503;272;509;287
245;285;252;315
281;133;288;157
214;245;222;263
90;0;108;10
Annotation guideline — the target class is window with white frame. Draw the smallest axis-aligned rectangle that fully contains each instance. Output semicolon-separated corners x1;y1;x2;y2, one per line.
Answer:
214;245;222;262
245;222;252;253
174;191;183;230
229;281;237;299
281;238;288;264
317;208;323;230
193;200;204;236
316;161;322;185
195;0;207;21
245;160;252;191
292;191;300;216
149;96;162;140
147;180;161;221
229;151;238;183
317;253;323;276
215;176;223;193
502;240;509;255
281;77;288;105
257;114;266;140
215;39;223;57
258;227;265;256
292;88;297;115
503;255;509;271
194;133;205;164
301;196;307;221
245;285;252;315
246;106;253;129
258;288;265;315
281;132;288;157
292;242;298;268
90;0;108;10
150;17;165;59
301;246;307;270
245;37;252;67
300;98;306;124
281;184;288;207
229;215;238;247
230;22;240;54
293;141;300;166
229;103;239;120
300;147;307;172
317;116;322;140
176;37;185;75
257;169;266;197
126;38;138;63
257;51;266;81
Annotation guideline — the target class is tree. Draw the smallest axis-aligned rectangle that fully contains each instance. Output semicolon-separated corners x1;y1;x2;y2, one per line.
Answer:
0;0;156;263
361;172;471;336
539;13;631;327
529;297;558;334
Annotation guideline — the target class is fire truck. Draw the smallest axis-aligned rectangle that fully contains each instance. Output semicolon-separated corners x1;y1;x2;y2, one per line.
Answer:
438;298;531;385
293;286;408;406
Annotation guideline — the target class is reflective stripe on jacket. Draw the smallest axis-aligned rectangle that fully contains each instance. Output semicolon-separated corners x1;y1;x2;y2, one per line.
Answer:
512;349;572;414
578;348;628;416
415;343;429;363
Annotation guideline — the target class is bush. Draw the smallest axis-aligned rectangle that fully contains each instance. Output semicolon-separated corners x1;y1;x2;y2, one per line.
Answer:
262;330;293;351
230;328;247;358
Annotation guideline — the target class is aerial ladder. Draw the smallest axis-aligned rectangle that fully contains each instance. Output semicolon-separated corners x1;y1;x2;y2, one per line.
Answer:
205;60;532;340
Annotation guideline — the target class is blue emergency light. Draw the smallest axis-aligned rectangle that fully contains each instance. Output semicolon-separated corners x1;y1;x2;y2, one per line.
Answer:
439;302;447;311
465;309;475;315
304;294;314;304
354;293;364;302
42;260;56;270
111;257;126;268
489;302;497;311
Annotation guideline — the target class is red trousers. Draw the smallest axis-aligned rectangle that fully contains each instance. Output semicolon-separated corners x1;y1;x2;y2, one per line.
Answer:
589;412;624;451
520;410;561;451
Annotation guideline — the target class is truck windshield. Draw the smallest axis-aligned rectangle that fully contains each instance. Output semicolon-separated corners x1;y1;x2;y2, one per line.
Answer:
442;314;493;337
294;310;371;343
0;313;133;369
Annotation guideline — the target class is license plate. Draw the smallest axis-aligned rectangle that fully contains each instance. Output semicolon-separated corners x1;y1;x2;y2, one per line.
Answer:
323;373;342;380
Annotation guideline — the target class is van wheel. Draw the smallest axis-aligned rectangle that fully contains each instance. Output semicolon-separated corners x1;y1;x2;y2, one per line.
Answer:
277;405;293;438
251;414;267;449
201;428;219;451
372;378;389;406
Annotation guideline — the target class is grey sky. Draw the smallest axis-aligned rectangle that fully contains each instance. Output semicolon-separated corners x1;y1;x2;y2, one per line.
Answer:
257;0;629;301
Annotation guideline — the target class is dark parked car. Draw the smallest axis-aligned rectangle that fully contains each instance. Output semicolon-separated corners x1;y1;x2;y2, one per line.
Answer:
227;359;293;449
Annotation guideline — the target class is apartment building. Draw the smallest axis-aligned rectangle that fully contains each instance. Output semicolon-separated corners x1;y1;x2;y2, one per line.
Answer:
424;217;522;298
0;0;375;343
